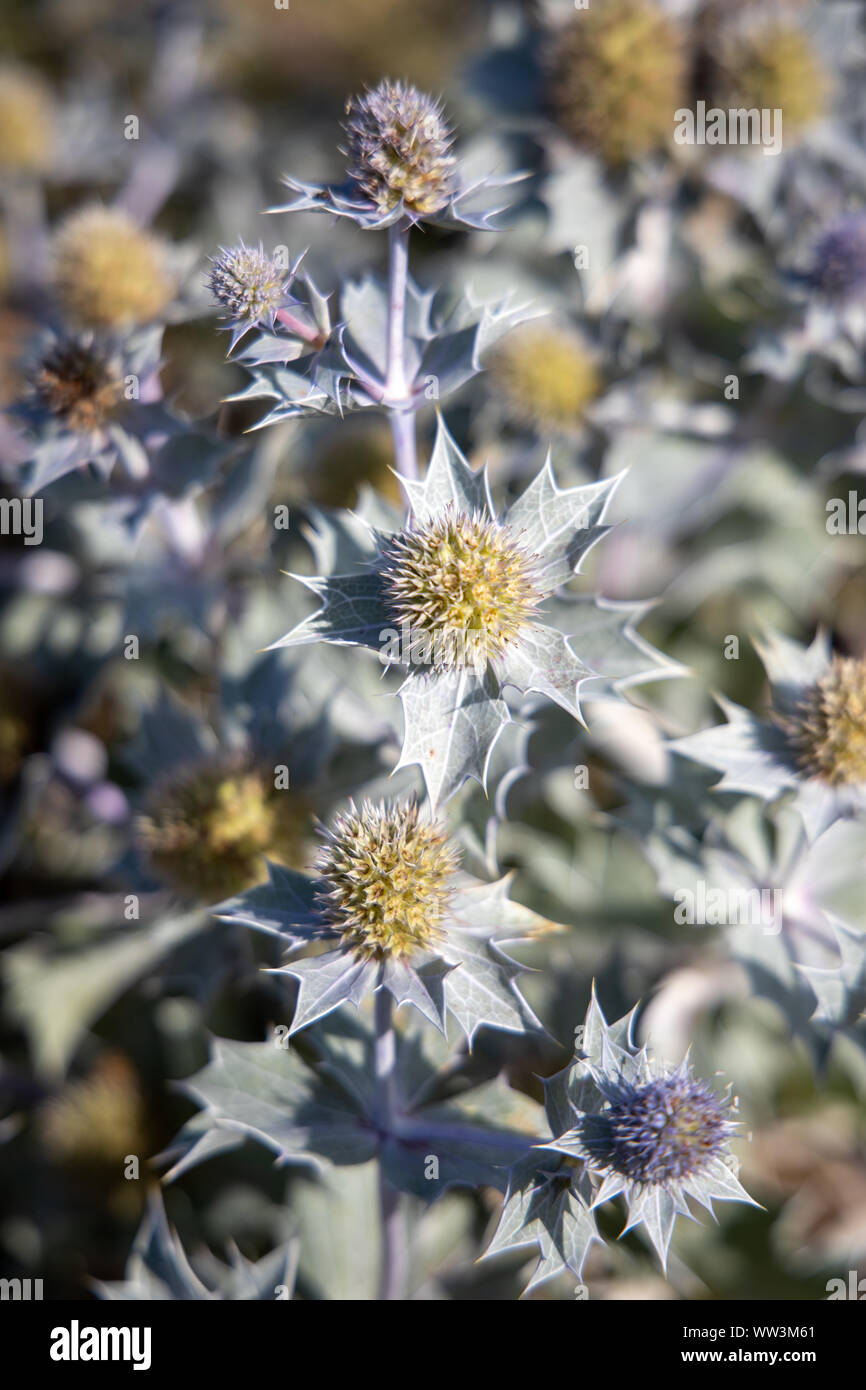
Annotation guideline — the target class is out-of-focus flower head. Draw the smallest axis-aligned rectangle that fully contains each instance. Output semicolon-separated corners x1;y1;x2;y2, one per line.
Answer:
486;322;600;434
0;64;54;175
807;213;866;305
547;0;688;166
53;206;176;329
136;752;314;904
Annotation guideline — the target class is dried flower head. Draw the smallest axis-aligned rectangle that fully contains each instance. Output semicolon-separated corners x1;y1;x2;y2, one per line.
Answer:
342;78;457;216
34;340;123;433
0;65;53;174
718;23;829;136
314;800;459;959
53;206;176;329
599;1070;734;1185
788;656;866;787
381;508;540;671
808;214;866;303
549;0;686;166
209;242;290;330
488;324;599;433
137;756;311;902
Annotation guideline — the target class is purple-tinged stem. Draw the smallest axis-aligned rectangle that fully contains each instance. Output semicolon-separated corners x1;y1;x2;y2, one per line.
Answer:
385;220;418;484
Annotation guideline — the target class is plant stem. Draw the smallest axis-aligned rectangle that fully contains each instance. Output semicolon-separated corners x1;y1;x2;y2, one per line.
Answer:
276;306;325;347
385;220;418;483
374;987;408;1300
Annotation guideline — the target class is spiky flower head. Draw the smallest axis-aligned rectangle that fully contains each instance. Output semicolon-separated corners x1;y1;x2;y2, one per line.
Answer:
488;324;599;433
34;339;123;434
787;656;866;788
137;755;311;902
808;214;866;303
270;419;672;810
549;0;687;166
597;1069;734;1185
342;78;457;216
380;507;540;672
209;242;291;331
0;65;53;174
314;799;458;959
487;990;756;1287
53;205;176;329
671;631;866;842
717;22;829;137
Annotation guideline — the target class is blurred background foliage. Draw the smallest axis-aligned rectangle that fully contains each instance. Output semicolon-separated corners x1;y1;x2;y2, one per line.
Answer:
0;0;864;1300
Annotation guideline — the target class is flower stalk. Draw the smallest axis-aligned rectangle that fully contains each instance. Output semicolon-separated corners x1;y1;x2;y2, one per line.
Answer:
385;220;417;482
374;987;408;1300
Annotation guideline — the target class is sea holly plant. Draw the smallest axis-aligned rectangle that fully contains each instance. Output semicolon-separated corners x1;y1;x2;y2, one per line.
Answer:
671;630;866;840
267;416;673;809
215;799;550;1043
484;990;758;1291
209;77;526;480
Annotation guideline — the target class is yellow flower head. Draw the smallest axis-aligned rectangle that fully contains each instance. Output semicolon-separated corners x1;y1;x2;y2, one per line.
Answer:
0;66;53;174
488;323;600;433
315;800;459;959
381;508;540;671
137;755;312;901
53;206;176;328
549;0;687;166
789;656;866;787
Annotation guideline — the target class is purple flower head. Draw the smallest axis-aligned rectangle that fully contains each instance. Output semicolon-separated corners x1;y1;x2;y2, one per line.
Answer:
809;214;866;302
600;1069;734;1185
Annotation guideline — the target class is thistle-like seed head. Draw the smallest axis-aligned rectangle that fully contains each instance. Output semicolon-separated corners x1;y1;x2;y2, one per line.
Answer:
209;243;288;327
381;509;540;671
549;0;687;166
719;23;829;136
342;78;457;216
137;756;311;901
0;65;53;174
602;1070;733;1185
53;206;176;329
315;800;458;959
789;656;866;787
809;214;866;303
35;341;123;433
488;324;600;432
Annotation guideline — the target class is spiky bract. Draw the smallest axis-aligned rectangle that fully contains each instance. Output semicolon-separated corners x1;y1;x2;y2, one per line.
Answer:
549;0;686;166
314;800;458;959
488;323;599;432
599;1069;734;1185
34;340;123;433
342;78;457;215
53;206;175;329
380;508;540;671
137;756;311;901
789;656;866;787
209;243;289;328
